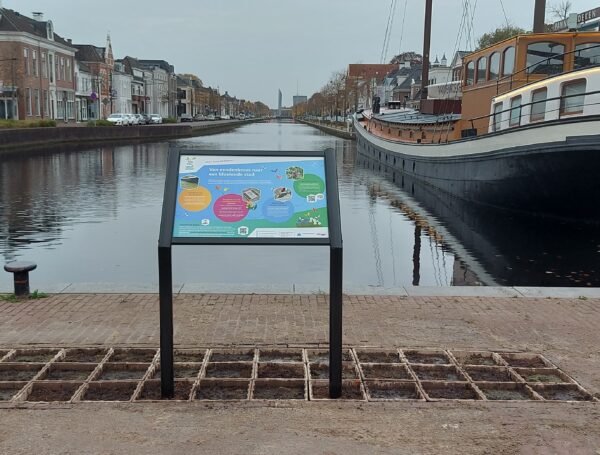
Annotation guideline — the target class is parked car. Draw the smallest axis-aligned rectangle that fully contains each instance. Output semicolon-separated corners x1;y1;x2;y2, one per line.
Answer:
149;114;163;124
141;114;151;124
134;114;145;125
180;113;193;122
221;114;231;120
237;113;245;120
123;114;137;125
193;114;205;121
106;113;128;126
206;114;215;121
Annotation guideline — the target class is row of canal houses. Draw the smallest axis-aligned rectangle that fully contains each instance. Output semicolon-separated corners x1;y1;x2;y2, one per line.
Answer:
0;6;246;122
348;51;470;111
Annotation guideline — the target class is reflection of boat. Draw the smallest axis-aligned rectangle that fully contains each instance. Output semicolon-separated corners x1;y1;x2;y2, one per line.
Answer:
358;154;600;287
356;0;600;221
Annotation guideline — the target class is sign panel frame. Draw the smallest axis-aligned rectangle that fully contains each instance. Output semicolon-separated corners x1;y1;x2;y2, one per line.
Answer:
158;149;343;399
165;150;333;245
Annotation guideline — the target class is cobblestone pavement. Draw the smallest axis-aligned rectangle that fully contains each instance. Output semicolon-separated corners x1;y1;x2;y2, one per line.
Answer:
0;292;599;454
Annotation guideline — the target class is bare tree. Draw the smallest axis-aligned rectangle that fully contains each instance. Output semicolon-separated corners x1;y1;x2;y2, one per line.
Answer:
549;1;573;21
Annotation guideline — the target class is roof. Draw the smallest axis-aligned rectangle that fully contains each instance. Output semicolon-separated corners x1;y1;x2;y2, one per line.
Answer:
348;64;397;82
74;44;105;63
0;8;74;49
137;59;174;73
76;61;91;73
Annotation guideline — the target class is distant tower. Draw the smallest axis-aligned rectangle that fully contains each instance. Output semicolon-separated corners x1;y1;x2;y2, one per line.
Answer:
441;53;447;67
277;89;282;117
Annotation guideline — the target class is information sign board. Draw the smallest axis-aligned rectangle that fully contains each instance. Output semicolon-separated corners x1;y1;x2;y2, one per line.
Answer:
174;155;329;240
158;149;343;399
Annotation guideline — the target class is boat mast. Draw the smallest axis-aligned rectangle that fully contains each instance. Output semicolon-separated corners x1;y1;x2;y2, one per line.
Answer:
420;0;432;100
533;0;546;33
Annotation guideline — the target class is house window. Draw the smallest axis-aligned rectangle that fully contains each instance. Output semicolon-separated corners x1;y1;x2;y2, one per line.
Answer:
502;47;515;76
23;48;29;75
476;57;487;82
55;57;59;81
530;88;547;122
489;52;500;80
465;61;475;85
66;59;71;82
67;92;75;119
48;54;54;83
41;53;47;78
493;102;503;131
32;50;38;77
60;58;65;81
560;79;586;116
34;89;40;116
526;42;565;75
26;88;32;116
509;96;522;127
574;43;600;70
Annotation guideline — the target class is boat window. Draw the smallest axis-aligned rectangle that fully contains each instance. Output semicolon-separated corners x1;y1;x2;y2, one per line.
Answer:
560;79;586;116
493;102;503;131
502;47;515;76
466;61;475;85
574;43;600;70
489;52;500;80
526;42;565;75
509;96;522;127
476;57;487;82
530;88;547;122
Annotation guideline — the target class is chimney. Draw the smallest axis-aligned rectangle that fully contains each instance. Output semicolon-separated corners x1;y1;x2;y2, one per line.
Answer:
67;38;72;44
32;12;44;21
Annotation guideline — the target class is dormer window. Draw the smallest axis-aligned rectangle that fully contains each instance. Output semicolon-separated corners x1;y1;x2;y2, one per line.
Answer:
46;21;54;40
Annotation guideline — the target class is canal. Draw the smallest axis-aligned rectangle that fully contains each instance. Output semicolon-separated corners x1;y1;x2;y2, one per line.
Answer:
1;121;598;290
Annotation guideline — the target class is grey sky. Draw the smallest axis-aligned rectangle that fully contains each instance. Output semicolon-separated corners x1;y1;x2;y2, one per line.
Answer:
4;0;599;107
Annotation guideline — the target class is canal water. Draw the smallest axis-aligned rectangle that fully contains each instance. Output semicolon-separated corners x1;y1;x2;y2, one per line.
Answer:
1;121;598;290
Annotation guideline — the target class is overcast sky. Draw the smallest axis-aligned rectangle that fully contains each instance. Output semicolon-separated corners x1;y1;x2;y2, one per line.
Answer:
5;0;599;107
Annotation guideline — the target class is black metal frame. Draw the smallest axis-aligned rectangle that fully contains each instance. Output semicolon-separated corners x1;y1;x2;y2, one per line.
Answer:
158;148;343;398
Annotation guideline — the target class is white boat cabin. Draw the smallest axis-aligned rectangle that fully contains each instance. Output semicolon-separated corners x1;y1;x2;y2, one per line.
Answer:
488;66;600;133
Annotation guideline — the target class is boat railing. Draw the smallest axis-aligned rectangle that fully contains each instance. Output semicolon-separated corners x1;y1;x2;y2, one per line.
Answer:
468;89;600;132
496;43;600;95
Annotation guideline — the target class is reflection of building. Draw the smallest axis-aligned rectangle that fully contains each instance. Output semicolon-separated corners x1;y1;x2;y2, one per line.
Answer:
292;95;307;106
0;8;77;120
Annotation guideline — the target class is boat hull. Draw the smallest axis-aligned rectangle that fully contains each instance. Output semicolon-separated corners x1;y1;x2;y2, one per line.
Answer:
355;117;600;221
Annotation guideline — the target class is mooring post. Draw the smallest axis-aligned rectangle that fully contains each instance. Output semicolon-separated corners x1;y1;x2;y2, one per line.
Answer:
158;246;174;398
4;261;37;297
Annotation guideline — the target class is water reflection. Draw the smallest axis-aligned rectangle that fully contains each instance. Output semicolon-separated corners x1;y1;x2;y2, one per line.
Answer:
0;122;460;289
357;154;600;287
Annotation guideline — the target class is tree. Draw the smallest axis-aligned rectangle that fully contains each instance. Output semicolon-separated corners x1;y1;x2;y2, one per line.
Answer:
389;51;423;65
549;1;573;21
476;25;527;50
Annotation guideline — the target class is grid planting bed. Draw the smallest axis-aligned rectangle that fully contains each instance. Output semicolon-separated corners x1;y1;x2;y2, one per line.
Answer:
0;347;596;403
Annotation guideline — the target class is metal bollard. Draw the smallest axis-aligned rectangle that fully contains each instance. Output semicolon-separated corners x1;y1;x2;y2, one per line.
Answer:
4;261;37;297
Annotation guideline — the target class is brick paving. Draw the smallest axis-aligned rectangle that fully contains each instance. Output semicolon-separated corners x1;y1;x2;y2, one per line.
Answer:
1;292;599;454
1;293;599;394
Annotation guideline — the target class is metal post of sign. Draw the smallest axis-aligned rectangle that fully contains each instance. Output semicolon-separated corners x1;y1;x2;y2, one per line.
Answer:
325;148;343;398
158;245;174;398
158;149;343;399
158;150;178;398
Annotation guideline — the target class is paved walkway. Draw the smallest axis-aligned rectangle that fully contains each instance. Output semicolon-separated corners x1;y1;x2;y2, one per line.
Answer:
1;292;599;454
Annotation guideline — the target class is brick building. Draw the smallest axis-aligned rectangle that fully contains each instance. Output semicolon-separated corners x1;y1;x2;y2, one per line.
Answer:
0;8;76;121
74;36;115;119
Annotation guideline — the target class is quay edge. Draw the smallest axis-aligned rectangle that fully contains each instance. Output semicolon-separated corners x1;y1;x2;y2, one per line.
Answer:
0;119;264;154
